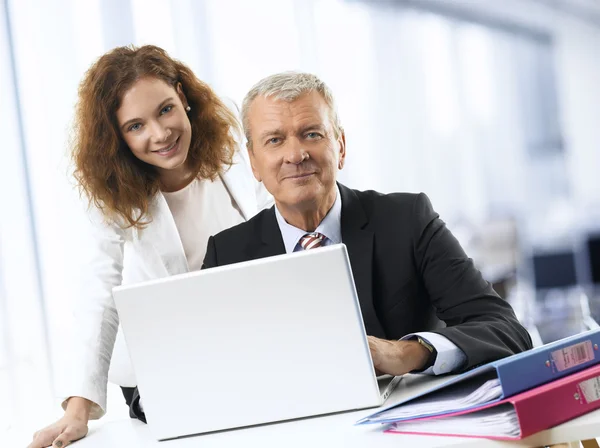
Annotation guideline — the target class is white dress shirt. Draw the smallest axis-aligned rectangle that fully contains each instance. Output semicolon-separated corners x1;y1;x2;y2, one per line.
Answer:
273;186;466;375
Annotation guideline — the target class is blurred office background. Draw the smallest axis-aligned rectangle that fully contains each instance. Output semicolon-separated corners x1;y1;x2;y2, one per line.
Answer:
1;0;600;437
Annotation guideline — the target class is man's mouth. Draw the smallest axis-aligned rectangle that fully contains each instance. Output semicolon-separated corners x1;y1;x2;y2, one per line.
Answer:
286;172;315;179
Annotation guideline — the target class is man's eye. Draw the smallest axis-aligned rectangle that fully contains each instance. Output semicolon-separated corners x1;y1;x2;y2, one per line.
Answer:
306;132;321;139
268;137;281;145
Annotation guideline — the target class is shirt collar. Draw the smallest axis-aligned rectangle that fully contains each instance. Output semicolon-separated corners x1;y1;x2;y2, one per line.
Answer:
274;185;342;254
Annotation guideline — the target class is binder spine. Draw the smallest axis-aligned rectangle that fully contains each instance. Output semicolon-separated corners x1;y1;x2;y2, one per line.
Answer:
498;337;599;397
512;373;600;438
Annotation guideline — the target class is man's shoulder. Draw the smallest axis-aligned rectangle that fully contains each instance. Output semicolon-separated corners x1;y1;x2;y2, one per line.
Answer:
342;186;437;228
348;186;423;212
352;187;419;203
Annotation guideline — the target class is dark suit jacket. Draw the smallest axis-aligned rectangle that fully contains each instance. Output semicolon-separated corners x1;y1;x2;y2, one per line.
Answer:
203;183;532;370
128;183;533;422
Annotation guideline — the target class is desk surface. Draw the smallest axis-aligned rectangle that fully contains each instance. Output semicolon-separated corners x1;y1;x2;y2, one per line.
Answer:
67;409;599;448
70;409;600;448
69;374;600;448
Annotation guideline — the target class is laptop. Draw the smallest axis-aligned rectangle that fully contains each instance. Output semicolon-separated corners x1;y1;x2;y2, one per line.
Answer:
113;244;400;440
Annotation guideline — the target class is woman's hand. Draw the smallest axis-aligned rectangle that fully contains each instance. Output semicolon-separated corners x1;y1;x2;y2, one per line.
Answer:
27;397;91;448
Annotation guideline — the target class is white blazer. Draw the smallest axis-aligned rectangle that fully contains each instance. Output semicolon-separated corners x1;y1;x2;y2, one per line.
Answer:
60;149;272;419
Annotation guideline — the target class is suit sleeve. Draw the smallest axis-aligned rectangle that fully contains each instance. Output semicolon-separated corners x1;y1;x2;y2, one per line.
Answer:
412;193;532;370
202;236;218;269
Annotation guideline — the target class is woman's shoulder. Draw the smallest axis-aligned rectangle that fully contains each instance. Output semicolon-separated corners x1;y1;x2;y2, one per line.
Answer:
83;199;137;236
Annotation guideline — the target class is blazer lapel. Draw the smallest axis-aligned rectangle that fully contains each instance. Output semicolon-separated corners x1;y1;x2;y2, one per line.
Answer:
220;150;258;221
142;193;189;276
339;184;385;338
146;148;258;278
257;208;286;258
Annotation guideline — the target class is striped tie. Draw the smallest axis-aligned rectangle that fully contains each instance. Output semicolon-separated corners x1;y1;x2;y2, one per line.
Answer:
299;232;326;250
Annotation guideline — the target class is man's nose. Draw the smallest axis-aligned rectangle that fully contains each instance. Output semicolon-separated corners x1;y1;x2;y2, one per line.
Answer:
284;139;307;165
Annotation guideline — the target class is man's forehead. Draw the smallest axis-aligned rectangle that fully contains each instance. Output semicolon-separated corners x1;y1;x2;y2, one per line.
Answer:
249;92;329;127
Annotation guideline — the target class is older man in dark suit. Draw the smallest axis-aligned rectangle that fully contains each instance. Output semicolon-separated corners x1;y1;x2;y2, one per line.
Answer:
206;72;531;380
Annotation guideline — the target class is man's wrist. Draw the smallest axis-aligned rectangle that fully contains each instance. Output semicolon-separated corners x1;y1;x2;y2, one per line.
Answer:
395;339;433;372
397;337;437;372
415;336;437;371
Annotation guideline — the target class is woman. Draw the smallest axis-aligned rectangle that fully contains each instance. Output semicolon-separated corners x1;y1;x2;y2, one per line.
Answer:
28;45;271;448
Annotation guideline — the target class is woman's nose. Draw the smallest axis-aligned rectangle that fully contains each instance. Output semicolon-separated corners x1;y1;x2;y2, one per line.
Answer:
151;122;171;143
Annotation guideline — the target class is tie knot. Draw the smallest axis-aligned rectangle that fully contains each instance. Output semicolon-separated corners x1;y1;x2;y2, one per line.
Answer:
299;232;326;250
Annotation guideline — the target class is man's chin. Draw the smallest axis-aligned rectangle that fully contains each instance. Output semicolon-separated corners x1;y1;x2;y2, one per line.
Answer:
277;188;324;210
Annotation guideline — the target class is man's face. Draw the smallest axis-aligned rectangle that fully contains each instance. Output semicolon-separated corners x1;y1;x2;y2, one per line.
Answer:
247;91;345;211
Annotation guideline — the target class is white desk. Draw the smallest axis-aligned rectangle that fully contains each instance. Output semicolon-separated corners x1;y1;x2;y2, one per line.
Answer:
69;374;600;448
68;409;600;448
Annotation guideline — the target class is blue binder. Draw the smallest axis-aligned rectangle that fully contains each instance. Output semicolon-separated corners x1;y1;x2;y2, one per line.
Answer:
357;328;600;425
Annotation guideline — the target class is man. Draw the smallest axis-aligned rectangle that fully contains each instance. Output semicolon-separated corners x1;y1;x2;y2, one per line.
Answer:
202;72;532;377
128;73;532;422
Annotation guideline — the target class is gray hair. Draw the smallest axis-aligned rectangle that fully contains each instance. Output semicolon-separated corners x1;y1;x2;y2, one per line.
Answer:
241;72;343;147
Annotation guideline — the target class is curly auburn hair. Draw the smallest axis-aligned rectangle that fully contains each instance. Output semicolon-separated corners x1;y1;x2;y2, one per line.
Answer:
72;45;240;228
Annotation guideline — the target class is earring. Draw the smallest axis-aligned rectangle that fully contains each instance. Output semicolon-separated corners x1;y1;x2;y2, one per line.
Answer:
185;106;191;112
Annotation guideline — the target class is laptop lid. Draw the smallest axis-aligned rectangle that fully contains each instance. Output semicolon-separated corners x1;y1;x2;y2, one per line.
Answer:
113;244;382;440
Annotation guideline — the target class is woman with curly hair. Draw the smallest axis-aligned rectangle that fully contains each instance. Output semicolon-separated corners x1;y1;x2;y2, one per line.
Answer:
28;45;271;448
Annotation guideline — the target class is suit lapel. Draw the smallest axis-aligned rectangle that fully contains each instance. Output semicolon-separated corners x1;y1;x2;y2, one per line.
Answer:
339;184;385;338
257;208;286;258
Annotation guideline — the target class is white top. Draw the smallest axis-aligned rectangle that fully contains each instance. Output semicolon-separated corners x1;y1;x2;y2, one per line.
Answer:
162;177;245;271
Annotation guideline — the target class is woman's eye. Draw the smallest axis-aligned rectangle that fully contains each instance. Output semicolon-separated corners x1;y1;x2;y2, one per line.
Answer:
160;105;173;115
128;123;142;132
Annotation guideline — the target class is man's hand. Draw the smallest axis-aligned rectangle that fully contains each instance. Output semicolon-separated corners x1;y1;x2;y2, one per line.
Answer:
368;335;431;376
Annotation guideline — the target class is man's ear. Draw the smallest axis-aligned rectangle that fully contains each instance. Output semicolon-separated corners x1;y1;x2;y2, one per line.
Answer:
247;143;262;182
176;82;189;109
337;131;346;170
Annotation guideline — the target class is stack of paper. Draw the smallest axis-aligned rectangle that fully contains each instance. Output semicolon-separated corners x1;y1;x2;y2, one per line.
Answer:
389;404;520;438
376;378;502;421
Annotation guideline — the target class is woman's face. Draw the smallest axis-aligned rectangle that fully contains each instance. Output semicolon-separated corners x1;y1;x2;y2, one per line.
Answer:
116;77;192;178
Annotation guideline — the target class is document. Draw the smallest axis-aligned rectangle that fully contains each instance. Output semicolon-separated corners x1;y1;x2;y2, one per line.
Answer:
375;378;502;420
389;403;520;438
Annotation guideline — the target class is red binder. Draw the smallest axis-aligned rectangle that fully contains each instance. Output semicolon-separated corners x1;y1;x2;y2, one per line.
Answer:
386;363;600;440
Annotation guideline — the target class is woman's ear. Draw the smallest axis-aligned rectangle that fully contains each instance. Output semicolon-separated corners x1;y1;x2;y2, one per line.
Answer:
176;83;189;110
